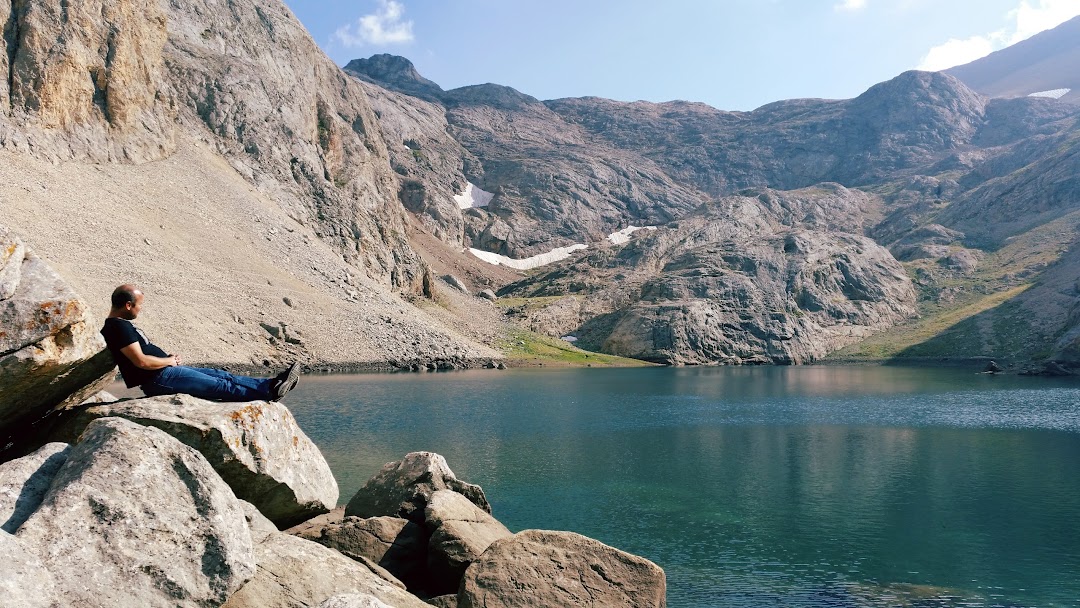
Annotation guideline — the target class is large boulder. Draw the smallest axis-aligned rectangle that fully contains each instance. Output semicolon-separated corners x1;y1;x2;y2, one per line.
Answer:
15;417;255;607
293;514;428;592
53;394;338;528
345;452;489;522
222;532;430;608
0;530;61;608
0;441;70;533
0;227;116;456
318;593;395;608
424;490;512;595
458;530;667;608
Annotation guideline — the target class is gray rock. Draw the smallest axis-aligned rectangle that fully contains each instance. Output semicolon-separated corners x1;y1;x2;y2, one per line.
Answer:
0;229;116;456
345;452;490;523
16;417;255;607
293;514;428;592
424;490;512;595
476;289;497;301
458;530;666;608
0;442;69;533
318;594;395;608
443;275;469;293
239;499;279;544
0;530;61;608
222;532;430;608
53;394;338;528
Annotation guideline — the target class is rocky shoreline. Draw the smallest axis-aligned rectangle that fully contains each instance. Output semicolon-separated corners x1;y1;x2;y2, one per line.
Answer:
0;233;666;607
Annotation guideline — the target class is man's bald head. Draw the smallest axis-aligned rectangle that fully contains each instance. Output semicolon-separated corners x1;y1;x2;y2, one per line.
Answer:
111;284;143;309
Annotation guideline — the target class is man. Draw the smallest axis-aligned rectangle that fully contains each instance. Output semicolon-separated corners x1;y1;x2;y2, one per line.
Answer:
100;284;299;401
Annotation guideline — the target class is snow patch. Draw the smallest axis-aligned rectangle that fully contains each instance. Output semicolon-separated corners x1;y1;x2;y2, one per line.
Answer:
468;244;587;270
1028;88;1070;100
607;225;657;245
468;225;660;271
453;183;494;209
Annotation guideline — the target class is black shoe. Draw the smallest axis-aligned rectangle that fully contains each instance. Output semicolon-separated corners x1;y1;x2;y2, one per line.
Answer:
271;362;301;401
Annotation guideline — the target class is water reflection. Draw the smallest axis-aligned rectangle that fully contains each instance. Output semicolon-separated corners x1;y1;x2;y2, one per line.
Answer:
284;367;1080;608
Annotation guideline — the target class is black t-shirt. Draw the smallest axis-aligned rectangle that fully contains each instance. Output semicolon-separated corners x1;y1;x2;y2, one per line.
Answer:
100;318;170;388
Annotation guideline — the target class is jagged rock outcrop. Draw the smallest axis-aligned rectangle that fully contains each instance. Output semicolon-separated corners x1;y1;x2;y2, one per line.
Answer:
54;395;338;528
0;227;116;456
0;441;68;533
345;452;490;522
15;417;255;607
458;530;667;608
345;54;446;104
502;186;916;364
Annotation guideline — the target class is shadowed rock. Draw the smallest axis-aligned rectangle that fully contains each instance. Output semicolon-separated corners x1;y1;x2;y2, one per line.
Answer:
15;417;255;607
0;442;69;533
52;395;338;528
459;530;667;608
292;514;429;592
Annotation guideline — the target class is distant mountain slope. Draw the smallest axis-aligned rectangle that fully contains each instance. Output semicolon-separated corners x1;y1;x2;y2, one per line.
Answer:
946;15;1080;104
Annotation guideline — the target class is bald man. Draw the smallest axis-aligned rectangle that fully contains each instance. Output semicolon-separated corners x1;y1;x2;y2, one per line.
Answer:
100;284;299;401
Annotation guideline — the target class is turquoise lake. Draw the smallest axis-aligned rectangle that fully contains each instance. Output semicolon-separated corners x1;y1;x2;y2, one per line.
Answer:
283;366;1080;607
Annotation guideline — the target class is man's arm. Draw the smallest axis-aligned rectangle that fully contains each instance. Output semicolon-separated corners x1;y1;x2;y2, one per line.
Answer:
119;342;178;370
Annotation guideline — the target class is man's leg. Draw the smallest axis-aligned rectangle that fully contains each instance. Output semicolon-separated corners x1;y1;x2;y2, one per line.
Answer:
143;366;273;401
187;367;273;394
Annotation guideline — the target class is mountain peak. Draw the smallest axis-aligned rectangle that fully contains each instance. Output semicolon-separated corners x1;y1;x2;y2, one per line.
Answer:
344;54;444;102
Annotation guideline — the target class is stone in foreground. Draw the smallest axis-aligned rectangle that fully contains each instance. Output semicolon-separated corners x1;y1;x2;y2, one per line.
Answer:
318;593;396;608
0;227;115;454
15;417;255;607
424;490;512;595
0;530;61;608
345;451;489;522
0;441;69;533
56;394;339;527
223;532;430;608
459;529;666;608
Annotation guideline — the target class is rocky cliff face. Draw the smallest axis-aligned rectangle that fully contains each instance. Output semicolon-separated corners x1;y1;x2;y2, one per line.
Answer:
500;186;915;365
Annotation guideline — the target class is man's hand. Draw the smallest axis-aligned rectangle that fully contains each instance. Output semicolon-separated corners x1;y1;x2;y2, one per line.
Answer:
172;354;182;367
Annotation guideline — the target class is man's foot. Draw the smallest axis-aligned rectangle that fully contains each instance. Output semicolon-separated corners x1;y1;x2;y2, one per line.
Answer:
271;362;301;401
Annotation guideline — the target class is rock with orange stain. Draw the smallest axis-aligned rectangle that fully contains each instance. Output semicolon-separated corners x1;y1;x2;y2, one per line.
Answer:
0;226;115;455
52;394;338;528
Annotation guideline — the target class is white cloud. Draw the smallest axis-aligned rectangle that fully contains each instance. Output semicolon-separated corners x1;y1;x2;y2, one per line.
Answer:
1009;0;1080;42
917;35;997;70
834;0;867;11
917;0;1080;70
334;0;414;48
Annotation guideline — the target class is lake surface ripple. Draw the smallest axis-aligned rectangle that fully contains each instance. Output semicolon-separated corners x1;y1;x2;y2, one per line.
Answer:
285;366;1080;608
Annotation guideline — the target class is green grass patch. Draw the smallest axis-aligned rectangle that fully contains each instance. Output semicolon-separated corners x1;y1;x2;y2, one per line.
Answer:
497;327;652;367
828;284;1033;361
495;295;573;311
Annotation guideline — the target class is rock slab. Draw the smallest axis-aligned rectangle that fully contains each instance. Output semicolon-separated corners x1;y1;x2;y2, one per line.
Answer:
293;514;428;592
424;490;511;595
55;394;339;528
459;530;667;608
15;417;255;608
0;227;116;454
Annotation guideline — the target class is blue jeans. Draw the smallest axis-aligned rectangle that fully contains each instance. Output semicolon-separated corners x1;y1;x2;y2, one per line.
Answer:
141;366;274;402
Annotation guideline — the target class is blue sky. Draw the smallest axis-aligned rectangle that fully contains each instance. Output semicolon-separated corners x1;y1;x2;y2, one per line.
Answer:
281;0;1080;111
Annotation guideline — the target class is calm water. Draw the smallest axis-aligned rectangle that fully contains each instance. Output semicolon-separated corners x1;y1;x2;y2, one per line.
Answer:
283;366;1080;608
